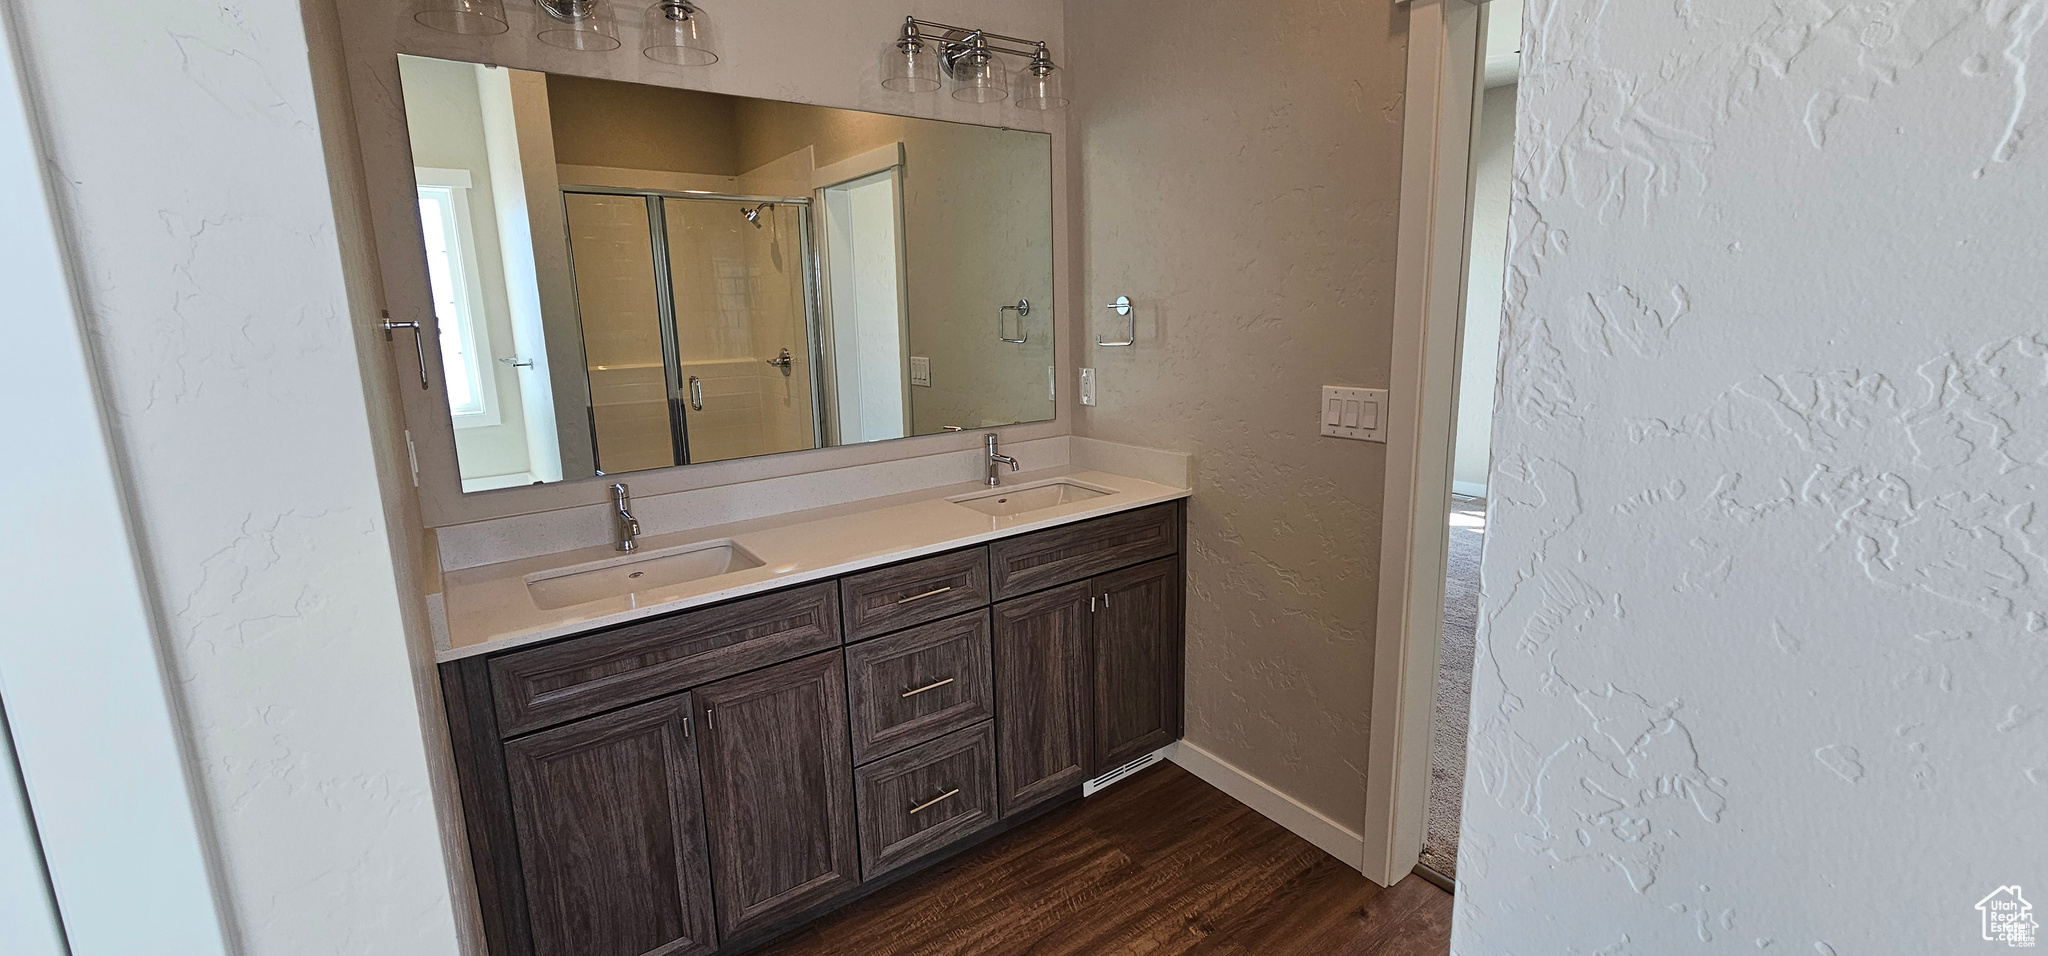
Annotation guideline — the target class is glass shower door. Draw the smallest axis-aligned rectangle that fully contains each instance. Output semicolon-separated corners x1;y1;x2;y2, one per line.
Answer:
563;192;680;473
662;197;818;465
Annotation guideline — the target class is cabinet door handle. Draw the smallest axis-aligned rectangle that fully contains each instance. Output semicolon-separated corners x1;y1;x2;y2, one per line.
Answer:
688;375;704;411
682;716;692;739
1090;596;1097;613
909;788;960;815
896;586;954;605
900;677;956;699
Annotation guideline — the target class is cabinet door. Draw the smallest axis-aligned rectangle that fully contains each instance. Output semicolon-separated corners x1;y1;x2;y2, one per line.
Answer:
694;652;861;939
503;694;718;956
991;582;1094;816
1091;557;1184;770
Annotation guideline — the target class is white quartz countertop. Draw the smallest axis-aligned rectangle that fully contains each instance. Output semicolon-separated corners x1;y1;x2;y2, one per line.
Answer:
436;467;1190;661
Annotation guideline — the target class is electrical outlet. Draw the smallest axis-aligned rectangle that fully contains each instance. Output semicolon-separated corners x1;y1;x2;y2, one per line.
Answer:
1079;367;1097;407
1320;386;1387;442
910;356;931;387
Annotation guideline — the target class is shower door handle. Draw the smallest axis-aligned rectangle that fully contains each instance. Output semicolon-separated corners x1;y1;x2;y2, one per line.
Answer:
688;376;704;411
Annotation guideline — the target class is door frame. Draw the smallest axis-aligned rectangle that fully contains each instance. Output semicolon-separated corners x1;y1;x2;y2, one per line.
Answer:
1360;0;1489;887
0;3;232;951
812;143;911;446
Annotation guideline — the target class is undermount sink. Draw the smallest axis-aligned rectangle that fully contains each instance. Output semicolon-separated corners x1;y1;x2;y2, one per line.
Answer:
525;540;764;610
948;479;1113;518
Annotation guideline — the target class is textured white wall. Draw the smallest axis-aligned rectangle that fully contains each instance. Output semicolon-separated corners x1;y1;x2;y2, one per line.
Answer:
1456;1;2048;952
11;2;462;952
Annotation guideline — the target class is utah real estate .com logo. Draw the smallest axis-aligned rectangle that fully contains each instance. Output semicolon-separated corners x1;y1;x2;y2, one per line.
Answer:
1979;886;2040;948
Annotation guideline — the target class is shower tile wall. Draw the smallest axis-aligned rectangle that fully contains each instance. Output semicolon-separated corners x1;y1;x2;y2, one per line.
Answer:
565;193;671;473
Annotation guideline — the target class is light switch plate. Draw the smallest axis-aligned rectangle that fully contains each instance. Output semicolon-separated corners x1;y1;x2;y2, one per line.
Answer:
1079;367;1097;407
1321;386;1387;442
910;356;931;388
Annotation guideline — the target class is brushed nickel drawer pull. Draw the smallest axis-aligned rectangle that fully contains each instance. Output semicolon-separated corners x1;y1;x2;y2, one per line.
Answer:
909;788;960;815
895;586;955;605
900;677;956;699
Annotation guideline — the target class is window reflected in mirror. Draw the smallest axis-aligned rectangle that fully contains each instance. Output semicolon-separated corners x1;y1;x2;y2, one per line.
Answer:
394;56;1055;493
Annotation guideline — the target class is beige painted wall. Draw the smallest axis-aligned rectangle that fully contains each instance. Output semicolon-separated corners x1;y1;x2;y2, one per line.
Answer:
548;74;740;175
1068;0;1410;833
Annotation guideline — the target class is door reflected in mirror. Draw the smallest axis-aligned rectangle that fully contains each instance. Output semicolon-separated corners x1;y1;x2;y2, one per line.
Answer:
394;56;1055;493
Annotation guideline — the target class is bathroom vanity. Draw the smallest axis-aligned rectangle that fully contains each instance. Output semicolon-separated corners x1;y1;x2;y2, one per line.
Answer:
436;490;1186;956
344;23;1188;955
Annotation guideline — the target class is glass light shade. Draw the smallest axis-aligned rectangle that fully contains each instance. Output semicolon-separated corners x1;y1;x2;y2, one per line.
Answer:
880;40;942;93
643;2;717;65
411;0;510;35
950;52;1008;104
1015;65;1068;110
535;0;621;51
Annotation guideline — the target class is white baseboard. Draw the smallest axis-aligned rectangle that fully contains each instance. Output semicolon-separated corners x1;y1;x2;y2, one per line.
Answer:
1451;479;1487;499
1165;740;1366;872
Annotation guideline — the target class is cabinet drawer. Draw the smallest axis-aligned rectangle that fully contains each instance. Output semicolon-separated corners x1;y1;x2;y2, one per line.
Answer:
853;722;998;881
839;547;990;642
988;503;1180;600
844;612;994;764
489;582;841;736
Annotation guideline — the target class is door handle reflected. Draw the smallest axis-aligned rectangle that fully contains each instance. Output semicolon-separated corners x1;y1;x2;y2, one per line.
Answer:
381;312;429;390
688;375;704;411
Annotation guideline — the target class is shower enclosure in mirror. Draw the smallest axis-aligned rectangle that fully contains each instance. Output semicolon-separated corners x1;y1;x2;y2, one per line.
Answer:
393;56;1056;493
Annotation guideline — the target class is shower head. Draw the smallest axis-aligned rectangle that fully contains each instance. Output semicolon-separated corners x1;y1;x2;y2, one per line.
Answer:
743;202;775;228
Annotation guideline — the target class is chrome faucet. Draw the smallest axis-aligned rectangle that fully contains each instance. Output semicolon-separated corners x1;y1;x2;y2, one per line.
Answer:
611;483;641;552
985;433;1020;487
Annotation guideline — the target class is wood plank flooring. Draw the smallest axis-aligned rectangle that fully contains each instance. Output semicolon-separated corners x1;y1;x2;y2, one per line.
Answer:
750;762;1454;956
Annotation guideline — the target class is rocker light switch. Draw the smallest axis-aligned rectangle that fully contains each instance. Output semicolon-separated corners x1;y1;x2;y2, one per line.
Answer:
1321;386;1387;443
910;356;931;388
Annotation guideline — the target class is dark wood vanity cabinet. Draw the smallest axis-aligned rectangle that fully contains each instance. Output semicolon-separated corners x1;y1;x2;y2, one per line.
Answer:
440;500;1186;956
991;582;1096;816
1090;557;1186;769
502;694;718;956
692;652;861;940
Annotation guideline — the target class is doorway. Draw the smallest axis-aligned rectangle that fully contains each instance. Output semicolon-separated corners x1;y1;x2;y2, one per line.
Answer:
1417;0;1522;884
817;169;910;446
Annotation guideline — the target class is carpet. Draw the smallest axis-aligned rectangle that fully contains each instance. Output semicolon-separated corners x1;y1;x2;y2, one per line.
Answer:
1419;498;1484;881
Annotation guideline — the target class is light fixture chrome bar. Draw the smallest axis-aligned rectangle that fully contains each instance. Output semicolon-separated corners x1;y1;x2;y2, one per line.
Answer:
902;17;1045;52
535;0;598;20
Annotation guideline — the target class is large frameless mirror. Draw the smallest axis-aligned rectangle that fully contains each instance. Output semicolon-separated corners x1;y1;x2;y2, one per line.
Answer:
394;55;1056;492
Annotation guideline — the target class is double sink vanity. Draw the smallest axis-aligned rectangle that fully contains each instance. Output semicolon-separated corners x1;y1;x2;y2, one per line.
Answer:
434;469;1190;956
342;20;1183;956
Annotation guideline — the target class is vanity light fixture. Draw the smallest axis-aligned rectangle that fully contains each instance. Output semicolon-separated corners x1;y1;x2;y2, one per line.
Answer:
532;0;620;51
642;1;717;65
880;16;1068;110
411;0;721;65
411;0;511;34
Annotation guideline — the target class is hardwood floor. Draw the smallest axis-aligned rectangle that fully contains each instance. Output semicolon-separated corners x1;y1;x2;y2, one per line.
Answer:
750;762;1454;956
